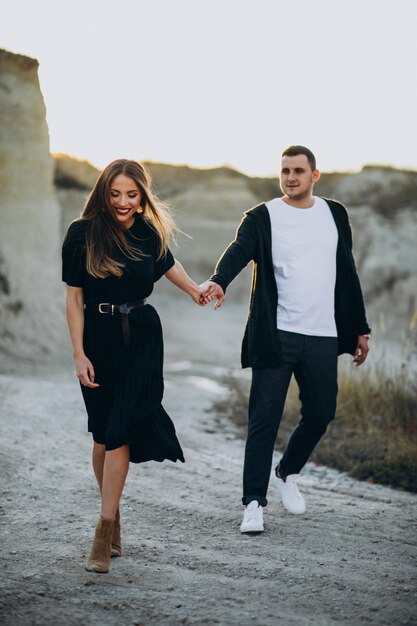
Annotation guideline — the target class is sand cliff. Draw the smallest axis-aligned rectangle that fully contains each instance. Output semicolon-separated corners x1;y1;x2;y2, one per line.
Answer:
0;49;64;360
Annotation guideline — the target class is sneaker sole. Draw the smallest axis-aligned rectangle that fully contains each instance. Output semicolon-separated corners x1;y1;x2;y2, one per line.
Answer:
240;523;264;533
282;503;305;515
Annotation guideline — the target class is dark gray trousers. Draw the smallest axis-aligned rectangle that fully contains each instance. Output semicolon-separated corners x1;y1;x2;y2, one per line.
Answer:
242;330;338;506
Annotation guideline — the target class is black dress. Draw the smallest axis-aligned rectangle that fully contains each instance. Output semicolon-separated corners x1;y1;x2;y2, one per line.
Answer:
62;214;184;464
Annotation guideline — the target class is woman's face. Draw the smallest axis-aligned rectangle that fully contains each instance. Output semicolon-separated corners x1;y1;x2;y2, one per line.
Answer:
109;174;142;228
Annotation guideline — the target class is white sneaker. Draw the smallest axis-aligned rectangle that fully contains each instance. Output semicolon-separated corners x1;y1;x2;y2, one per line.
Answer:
240;500;264;533
274;473;306;514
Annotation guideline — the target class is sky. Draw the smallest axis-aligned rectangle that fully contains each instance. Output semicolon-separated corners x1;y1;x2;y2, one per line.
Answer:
2;0;417;176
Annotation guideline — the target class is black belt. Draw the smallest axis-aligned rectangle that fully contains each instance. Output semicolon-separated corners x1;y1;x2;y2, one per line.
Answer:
85;300;147;348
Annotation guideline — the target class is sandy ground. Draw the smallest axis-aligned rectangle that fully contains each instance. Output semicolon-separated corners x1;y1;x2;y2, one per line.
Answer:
1;294;416;626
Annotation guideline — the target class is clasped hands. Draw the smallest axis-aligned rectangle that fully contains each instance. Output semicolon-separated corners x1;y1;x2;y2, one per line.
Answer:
192;281;225;309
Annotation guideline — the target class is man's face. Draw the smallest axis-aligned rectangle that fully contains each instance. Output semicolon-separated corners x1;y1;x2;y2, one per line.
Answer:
279;154;319;201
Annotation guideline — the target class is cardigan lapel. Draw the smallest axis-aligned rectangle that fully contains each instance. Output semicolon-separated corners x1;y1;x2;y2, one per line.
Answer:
323;198;351;262
257;203;274;266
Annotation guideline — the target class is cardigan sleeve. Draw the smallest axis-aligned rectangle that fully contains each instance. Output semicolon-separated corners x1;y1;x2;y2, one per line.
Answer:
209;211;257;293
340;204;371;336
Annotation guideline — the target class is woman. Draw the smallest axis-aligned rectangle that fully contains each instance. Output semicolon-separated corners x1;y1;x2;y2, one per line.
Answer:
62;159;205;573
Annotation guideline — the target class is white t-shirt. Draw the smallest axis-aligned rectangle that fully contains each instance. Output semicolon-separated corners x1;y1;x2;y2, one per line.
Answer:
266;196;338;337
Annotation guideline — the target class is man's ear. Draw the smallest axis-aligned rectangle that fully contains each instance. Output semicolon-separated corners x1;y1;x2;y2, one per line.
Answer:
312;169;321;183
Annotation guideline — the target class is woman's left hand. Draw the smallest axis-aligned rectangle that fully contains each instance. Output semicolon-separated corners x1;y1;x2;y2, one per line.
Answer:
199;281;225;309
191;284;213;306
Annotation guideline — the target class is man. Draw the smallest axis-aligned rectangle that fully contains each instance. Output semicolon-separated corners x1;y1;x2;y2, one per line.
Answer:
201;146;370;533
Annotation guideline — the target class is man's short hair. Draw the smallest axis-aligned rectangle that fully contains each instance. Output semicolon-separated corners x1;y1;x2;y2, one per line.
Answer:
282;145;317;171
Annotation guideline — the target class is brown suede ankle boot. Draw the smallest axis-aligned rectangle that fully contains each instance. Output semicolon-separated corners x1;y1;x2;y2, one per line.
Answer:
85;515;115;573
111;508;122;558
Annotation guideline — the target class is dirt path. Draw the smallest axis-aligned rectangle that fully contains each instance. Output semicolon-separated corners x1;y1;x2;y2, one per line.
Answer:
0;362;416;626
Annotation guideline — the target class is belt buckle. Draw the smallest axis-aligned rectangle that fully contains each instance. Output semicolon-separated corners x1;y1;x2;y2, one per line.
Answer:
98;303;110;314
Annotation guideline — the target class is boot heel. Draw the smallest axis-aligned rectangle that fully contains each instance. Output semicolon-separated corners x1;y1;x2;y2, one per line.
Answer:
111;508;122;558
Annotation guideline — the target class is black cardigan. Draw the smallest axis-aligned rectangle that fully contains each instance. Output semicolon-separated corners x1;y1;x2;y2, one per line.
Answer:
210;199;371;369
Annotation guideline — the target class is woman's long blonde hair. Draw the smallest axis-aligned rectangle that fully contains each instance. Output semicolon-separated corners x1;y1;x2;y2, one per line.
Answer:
66;159;177;279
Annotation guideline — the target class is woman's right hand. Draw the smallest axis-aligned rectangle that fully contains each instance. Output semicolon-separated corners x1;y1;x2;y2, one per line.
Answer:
74;353;100;388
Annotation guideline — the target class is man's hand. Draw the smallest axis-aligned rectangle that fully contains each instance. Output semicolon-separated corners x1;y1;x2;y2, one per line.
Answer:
352;335;370;367
199;281;225;309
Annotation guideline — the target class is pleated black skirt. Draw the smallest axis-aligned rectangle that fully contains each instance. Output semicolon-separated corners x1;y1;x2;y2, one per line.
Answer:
81;304;184;464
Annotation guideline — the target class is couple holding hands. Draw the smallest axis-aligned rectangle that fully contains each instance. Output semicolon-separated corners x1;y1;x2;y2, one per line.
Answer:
62;146;370;573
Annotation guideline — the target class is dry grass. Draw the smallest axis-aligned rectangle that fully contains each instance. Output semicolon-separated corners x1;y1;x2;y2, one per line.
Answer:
214;342;417;492
302;361;417;491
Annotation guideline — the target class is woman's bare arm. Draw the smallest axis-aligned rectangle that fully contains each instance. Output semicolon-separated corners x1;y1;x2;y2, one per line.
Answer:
66;286;99;388
165;260;210;305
